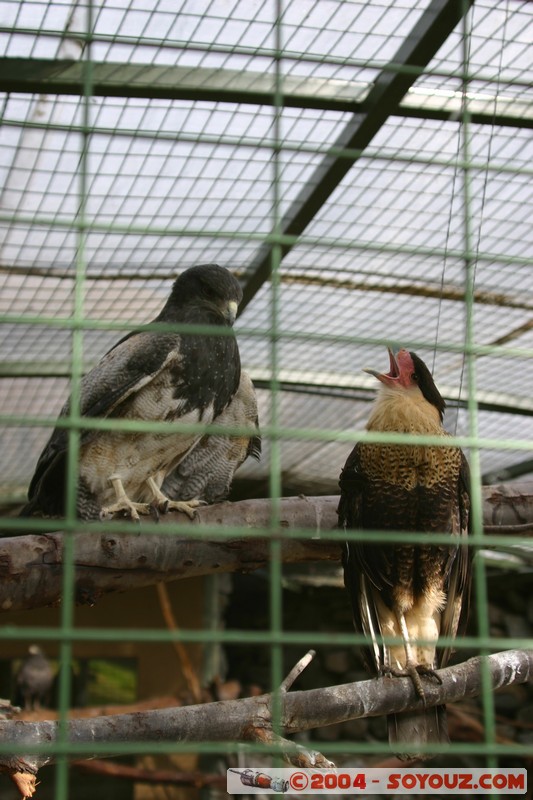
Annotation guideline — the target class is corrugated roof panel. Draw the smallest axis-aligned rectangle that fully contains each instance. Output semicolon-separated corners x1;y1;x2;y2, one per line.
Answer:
0;0;532;500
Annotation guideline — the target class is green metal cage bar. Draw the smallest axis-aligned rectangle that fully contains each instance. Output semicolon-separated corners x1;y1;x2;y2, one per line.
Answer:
55;5;94;796
459;2;496;770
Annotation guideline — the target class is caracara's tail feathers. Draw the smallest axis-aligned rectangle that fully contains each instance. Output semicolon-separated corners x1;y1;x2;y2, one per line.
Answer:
388;705;448;761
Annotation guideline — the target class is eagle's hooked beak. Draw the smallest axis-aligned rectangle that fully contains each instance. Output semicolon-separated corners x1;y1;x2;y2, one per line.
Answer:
226;300;239;326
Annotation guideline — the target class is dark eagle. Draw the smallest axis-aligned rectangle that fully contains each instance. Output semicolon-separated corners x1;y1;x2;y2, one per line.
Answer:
16;645;54;711
21;264;243;521
338;348;471;760
162;369;261;504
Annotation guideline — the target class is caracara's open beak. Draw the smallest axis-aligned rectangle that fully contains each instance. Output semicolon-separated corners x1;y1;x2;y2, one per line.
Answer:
363;347;399;385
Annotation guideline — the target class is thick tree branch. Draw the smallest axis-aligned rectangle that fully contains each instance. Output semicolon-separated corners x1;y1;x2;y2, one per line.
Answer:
0;649;531;790
1;483;533;612
0;514;339;614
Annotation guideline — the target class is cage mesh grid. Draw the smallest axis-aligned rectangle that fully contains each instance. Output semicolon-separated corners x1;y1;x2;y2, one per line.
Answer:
0;0;533;795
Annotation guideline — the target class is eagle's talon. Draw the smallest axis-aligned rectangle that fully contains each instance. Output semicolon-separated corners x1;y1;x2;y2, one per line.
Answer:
100;476;152;521
99;500;150;521
146;477;199;519
165;499;198;519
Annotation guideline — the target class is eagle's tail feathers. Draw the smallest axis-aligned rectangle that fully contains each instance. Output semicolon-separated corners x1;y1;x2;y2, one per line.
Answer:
388;705;448;761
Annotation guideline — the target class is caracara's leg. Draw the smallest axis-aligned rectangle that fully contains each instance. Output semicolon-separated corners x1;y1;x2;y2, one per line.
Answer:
100;475;151;521
146;476;201;520
384;611;441;703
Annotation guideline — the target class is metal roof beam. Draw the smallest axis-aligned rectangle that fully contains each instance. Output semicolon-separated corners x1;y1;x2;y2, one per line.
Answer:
0;57;529;129
1;361;532;419
239;0;475;310
249;369;533;418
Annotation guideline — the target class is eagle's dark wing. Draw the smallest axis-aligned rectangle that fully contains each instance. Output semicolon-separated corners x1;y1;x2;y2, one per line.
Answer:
24;332;185;516
162;370;260;504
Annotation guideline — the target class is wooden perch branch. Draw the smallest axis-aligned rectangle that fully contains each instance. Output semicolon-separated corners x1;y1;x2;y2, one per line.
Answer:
1;482;533;612
0;502;340;613
0;649;531;790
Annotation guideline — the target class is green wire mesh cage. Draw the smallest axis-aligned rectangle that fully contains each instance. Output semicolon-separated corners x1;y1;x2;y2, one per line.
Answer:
0;0;532;798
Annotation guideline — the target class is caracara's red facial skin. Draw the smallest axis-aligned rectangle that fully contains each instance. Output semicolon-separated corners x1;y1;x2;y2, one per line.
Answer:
364;348;416;390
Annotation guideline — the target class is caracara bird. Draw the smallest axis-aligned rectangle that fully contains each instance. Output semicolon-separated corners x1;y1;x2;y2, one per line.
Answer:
338;347;471;760
163;369;260;504
21;264;243;521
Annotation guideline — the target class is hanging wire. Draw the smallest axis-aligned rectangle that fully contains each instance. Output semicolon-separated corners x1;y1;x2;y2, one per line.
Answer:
471;2;510;284
452;0;512;440
268;0;285;755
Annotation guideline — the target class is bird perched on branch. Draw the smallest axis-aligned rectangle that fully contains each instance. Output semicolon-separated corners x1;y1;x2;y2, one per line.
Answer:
21;264;243;521
15;645;54;711
162;369;261;504
338;347;471;760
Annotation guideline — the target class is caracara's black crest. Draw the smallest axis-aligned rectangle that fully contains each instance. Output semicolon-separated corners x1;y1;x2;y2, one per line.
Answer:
410;351;446;421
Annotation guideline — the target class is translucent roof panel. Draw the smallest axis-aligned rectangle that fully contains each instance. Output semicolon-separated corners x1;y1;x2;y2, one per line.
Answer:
0;0;532;501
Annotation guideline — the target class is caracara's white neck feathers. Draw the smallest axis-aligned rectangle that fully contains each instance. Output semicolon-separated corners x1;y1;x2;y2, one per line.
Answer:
367;384;443;435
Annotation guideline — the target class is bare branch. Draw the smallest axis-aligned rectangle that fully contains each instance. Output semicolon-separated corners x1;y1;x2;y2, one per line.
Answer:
247;649;331;768
0;649;530;783
280;650;316;693
249;727;335;769
1;482;532;612
16;695;181;721
0;498;340;612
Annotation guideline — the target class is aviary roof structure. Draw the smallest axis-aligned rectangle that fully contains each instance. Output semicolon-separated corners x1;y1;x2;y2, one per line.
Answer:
0;0;532;502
